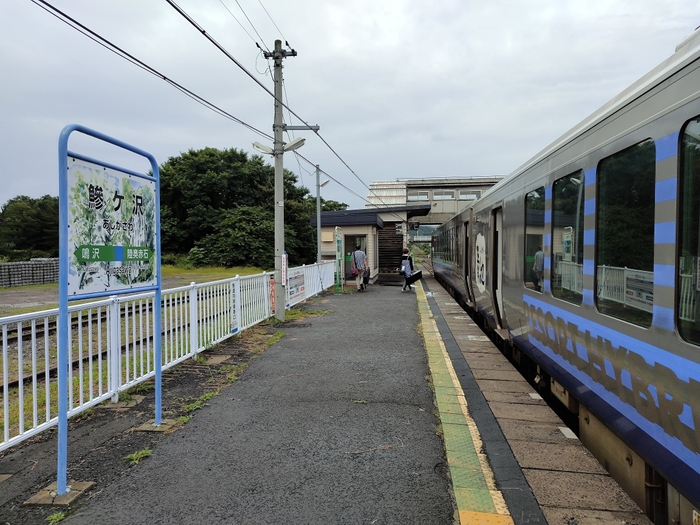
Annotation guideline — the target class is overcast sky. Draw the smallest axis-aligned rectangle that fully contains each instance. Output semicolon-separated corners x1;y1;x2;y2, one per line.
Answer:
2;1;699;210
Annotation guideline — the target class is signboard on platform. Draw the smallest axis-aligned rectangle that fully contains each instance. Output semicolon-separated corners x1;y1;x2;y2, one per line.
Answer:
624;269;653;313
287;267;305;303
66;157;156;297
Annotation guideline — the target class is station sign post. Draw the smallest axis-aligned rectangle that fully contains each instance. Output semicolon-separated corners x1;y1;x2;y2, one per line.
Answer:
57;124;162;496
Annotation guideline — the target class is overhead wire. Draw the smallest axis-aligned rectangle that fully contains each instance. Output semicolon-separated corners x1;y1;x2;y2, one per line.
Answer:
257;0;288;44
31;0;272;142
232;0;269;51
34;0;409;219
218;0;260;47
165;1;416;220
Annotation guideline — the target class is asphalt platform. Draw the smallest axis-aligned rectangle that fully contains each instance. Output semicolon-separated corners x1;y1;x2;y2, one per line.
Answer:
63;278;458;525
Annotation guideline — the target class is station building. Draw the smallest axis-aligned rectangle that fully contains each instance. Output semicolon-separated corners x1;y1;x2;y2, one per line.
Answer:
311;177;502;284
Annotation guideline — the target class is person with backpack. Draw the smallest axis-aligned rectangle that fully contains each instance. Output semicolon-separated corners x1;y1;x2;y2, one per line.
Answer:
400;247;414;292
352;243;368;291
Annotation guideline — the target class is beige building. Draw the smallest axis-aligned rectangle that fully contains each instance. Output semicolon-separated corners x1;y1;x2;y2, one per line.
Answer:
365;177;503;239
311;204;431;284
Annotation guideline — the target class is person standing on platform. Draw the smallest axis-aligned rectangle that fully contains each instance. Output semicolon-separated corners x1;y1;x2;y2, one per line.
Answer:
400;247;414;292
352;244;368;291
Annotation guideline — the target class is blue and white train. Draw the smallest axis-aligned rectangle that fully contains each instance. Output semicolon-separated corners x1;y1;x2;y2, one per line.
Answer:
432;29;700;525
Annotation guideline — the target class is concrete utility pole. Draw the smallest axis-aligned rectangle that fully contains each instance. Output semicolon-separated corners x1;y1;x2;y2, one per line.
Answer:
265;40;292;321
262;40;319;321
315;167;329;264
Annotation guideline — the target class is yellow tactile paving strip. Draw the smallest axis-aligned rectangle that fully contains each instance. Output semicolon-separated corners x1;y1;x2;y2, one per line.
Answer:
415;282;515;525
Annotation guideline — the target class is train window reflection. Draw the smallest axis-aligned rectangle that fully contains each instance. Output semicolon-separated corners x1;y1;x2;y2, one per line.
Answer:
596;139;655;327
678;118;700;346
525;187;545;292
552;171;584;305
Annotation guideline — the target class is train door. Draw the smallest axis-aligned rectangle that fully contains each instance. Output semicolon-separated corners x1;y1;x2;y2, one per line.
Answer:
492;208;506;327
464;219;474;304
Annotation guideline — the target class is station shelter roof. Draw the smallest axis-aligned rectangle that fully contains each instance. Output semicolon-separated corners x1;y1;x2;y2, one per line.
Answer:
310;204;431;228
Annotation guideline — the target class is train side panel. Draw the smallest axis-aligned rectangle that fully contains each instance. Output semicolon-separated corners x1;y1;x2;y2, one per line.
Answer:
434;32;700;523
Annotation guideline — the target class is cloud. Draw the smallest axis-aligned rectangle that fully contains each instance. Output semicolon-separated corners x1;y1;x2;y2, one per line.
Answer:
1;0;697;210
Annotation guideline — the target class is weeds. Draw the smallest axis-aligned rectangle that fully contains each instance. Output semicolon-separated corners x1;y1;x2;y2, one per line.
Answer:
46;512;66;525
267;331;285;346
125;448;152;466
118;392;133;403
128;382;155;394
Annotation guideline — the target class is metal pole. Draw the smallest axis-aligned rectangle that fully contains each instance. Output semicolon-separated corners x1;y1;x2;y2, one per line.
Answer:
272;39;285;321
316;164;322;265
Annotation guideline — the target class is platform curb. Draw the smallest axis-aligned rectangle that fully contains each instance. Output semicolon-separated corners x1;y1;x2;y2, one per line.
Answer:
415;281;514;525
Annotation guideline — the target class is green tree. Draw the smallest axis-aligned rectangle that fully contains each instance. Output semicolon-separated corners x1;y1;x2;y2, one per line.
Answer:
159;146;348;267
0;195;59;259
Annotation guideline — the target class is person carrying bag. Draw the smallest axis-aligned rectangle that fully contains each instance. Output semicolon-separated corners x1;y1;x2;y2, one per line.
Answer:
400;248;414;292
352;244;368;291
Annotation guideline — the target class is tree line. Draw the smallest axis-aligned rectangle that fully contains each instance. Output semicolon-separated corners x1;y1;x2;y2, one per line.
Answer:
0;147;347;268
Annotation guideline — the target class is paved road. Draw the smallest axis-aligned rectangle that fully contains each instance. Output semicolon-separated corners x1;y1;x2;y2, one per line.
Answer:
64;283;454;525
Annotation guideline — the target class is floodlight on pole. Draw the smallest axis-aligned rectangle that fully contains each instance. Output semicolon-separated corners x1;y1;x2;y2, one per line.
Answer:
283;137;305;152
252;141;274;155
252;137;305;156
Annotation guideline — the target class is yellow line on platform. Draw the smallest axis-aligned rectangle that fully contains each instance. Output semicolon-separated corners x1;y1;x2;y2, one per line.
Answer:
414;282;514;525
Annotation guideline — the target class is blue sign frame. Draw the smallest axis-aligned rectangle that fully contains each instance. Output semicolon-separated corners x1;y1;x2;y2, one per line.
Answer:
57;124;162;495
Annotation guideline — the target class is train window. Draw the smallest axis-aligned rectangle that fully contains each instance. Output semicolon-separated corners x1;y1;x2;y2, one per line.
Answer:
678;118;700;346
596;139;655;328
552;171;584;305
525;187;545;292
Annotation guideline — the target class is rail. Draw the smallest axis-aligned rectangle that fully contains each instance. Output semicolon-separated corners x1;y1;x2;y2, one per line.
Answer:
0;261;335;452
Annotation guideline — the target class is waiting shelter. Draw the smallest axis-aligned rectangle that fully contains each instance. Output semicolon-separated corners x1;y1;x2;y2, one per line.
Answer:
311;204;431;284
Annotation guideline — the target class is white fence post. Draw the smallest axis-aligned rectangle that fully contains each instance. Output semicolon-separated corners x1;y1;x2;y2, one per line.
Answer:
233;277;241;335
1;264;343;452
109;295;121;403
189;282;198;356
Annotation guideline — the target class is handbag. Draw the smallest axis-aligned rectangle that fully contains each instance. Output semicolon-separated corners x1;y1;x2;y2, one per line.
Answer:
351;251;361;277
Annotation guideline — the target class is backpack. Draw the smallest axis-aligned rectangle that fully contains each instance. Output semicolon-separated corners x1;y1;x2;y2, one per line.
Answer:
400;258;412;278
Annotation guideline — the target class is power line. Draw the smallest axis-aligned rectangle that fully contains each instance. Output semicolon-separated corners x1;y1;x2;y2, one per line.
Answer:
218;0;259;47
31;0;272;142
35;0;406;215
257;0;288;43
232;0;268;50
293;153;408;224
166;1;419;215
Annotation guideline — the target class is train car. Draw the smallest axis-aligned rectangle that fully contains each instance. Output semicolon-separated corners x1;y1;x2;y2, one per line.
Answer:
432;29;700;525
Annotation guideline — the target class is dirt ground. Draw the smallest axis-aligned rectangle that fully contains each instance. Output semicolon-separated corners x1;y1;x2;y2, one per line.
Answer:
0;298;328;524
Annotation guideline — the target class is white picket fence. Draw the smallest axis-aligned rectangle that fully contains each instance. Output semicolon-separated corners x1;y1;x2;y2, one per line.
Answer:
557;261;695;319
1;261;335;452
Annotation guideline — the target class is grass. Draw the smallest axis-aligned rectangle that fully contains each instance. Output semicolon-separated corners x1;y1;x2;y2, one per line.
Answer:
124;448;152;466
2;300;331;439
217;363;248;384
46;512;66;524
160;265;265;285
0;265;266;318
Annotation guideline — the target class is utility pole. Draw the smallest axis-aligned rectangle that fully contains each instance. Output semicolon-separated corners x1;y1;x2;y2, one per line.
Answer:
316;165;322;264
264;40;295;321
262;40;318;321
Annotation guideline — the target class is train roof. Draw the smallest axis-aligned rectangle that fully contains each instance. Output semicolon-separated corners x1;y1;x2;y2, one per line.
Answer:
499;27;700;191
